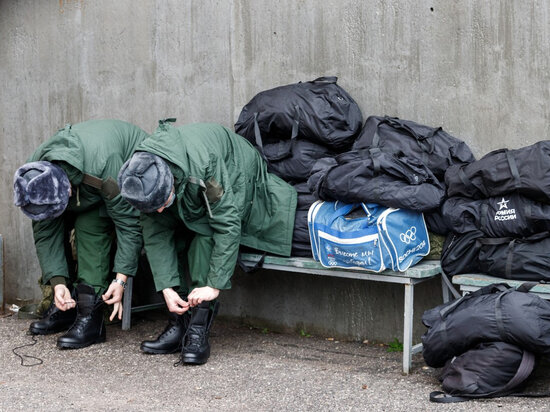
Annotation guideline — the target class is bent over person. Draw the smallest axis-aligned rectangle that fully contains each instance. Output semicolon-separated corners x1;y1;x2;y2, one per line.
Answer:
13;120;148;349
118;120;297;365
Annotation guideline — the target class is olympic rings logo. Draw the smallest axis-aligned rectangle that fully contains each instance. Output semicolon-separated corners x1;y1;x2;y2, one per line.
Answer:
400;226;417;244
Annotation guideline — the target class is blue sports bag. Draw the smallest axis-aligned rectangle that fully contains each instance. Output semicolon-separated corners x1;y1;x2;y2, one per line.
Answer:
308;201;430;272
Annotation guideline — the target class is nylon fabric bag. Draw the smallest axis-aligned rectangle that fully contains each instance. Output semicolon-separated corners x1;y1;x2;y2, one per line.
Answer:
235;76;363;153
353;116;475;180
477;233;550;281
264;138;335;183
422;283;550;368
308;201;429;272
445;141;550;202
307;150;445;212
430;342;536;403
442;193;550;237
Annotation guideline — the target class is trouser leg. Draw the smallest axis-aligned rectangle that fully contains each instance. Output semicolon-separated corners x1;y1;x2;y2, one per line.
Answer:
74;207;114;294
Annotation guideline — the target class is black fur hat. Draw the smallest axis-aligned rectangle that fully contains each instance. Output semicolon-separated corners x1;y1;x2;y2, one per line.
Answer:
118;151;174;213
13;161;71;221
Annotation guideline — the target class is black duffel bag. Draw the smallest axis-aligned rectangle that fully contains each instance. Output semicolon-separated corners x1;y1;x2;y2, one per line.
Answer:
445;141;550;202
442;193;550;237
430;342;537;403
353;116;475;180
440;230;484;276
262;138;335;183
422;283;550;368
308;150;445;212
477;232;550;281
234;76;363;154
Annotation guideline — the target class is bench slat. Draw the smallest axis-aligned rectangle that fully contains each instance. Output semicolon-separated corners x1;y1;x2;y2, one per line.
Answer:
453;274;550;294
239;253;441;279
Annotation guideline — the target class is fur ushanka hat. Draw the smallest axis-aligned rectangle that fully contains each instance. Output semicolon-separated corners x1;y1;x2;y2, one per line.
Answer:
118;151;174;213
13;161;71;221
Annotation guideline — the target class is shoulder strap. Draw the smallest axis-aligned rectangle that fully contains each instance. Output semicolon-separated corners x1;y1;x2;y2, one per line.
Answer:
430;350;537;403
82;173;103;190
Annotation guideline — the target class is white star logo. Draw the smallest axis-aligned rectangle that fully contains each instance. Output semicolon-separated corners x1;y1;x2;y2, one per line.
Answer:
497;198;509;210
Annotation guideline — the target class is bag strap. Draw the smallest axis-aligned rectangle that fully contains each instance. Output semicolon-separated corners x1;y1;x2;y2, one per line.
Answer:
505;150;521;190
237;252;266;274
429;350;537;403
374;117;439;154
252;106;300;162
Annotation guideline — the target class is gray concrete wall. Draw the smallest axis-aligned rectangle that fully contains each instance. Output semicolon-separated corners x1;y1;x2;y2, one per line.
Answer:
1;1;549;338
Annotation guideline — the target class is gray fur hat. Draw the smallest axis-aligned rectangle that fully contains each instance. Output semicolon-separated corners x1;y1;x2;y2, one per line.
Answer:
13;161;71;221
118;151;174;213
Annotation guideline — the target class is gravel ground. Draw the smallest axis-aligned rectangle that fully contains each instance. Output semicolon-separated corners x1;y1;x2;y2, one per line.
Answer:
1;310;549;411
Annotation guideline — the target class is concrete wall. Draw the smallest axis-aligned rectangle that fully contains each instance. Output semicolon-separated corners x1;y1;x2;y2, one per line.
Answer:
1;1;549;337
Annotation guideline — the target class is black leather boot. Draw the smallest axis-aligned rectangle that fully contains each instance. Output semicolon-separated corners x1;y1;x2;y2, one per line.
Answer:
179;301;219;365
57;284;106;349
29;294;77;335
140;312;190;354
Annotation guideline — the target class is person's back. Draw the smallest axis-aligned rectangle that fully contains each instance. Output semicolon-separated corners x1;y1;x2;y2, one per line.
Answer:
14;119;149;350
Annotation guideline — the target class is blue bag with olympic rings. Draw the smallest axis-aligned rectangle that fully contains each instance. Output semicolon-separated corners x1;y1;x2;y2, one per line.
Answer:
308;201;430;272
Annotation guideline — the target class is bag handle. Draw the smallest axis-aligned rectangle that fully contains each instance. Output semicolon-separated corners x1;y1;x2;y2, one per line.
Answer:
373;117;439;154
429;350;537;403
252;106;300;162
326;203;360;225
311;76;337;84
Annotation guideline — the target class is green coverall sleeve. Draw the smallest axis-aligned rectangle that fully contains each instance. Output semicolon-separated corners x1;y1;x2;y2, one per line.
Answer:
104;195;143;276
201;157;241;290
140;211;182;291
102;155;143;277
32;216;69;284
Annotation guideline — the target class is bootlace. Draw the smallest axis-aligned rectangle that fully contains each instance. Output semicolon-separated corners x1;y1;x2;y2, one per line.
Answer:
173;328;205;367
67;300;104;333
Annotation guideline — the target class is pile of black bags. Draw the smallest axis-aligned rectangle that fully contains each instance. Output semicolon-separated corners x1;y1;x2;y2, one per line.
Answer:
423;283;550;401
235;76;364;257
235;77;478;255
441;141;550;281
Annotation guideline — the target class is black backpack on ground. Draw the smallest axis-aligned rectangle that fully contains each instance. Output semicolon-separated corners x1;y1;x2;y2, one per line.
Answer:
307;150;445;212
445;141;550;202
422;283;550;368
235;76;363;153
353;116;475;180
430;342;537;403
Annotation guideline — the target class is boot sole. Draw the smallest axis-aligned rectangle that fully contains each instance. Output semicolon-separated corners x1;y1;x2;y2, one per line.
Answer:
29;325;70;335
140;344;182;355
57;335;106;349
181;355;209;365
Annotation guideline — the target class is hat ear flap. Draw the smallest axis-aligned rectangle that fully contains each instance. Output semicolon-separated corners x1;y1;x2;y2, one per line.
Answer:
26;168;59;205
13;175;30;207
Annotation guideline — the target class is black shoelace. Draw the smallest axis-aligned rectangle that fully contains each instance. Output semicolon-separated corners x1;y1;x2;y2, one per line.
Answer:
12;331;44;367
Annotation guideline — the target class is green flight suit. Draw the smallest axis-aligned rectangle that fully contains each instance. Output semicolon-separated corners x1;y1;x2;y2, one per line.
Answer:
138;122;297;293
29;120;148;292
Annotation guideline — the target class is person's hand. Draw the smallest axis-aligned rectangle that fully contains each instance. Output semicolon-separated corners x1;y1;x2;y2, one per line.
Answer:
102;274;127;321
162;288;190;314
54;284;76;311
187;286;220;306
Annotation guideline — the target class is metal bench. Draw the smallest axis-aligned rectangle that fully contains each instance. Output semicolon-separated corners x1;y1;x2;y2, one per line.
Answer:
238;254;446;374
452;273;550;299
121;254;445;374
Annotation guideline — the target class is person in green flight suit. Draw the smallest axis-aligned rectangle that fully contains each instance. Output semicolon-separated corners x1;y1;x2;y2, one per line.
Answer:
118;120;297;365
13;119;148;349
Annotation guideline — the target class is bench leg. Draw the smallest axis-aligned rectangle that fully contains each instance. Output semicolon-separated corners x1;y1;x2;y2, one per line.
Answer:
403;283;414;374
121;276;133;330
441;274;451;303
